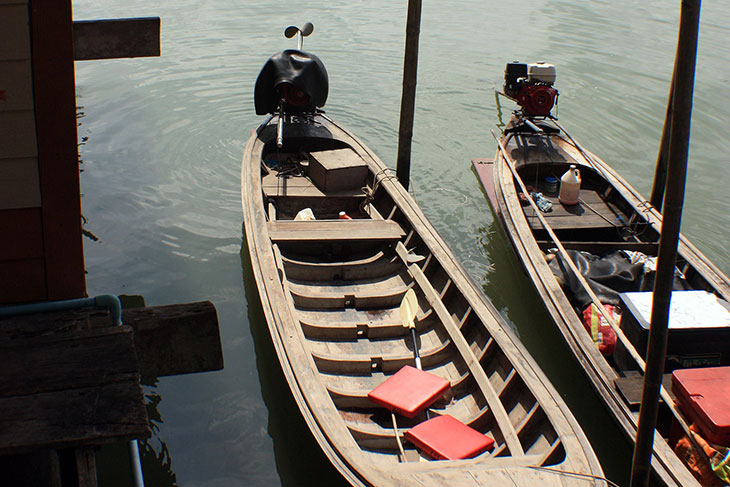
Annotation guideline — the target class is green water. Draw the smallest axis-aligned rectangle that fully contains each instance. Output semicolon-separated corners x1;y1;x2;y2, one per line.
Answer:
73;1;729;485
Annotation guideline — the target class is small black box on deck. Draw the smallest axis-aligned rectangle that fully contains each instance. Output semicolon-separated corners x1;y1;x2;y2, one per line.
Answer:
615;290;730;371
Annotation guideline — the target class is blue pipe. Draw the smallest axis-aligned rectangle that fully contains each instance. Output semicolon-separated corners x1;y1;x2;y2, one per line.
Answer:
0;294;144;487
0;294;121;325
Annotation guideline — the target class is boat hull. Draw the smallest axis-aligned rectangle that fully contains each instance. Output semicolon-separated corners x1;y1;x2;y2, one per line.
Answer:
243;113;605;486
476;114;730;487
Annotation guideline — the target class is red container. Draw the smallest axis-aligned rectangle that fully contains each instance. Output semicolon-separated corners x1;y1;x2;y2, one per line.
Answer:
671;366;730;446
405;414;494;460
367;365;450;418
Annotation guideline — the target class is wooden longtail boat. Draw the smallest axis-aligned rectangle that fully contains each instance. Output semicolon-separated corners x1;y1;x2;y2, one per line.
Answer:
473;98;730;485
242;29;606;487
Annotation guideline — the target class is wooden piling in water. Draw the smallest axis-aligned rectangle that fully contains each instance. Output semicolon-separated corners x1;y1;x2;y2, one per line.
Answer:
630;1;701;485
395;0;422;191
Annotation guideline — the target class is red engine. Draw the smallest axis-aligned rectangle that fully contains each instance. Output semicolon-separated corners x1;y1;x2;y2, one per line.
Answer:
503;61;558;117
512;84;558;117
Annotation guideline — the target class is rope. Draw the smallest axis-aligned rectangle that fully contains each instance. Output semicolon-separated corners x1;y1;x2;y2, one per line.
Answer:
527;465;622;487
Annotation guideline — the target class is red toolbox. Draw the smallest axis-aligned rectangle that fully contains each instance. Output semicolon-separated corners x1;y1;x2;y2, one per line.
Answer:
671;366;730;446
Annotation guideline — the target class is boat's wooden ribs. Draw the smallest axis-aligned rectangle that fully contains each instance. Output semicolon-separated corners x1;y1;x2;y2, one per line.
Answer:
272;217;564;463
394;242;524;456
280;251;401;281
287;273;410;310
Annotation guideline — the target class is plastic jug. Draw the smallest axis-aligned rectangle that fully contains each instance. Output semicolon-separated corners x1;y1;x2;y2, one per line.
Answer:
558;165;581;205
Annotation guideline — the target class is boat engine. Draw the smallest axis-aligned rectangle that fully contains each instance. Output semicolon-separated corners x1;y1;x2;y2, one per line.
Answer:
503;61;558;117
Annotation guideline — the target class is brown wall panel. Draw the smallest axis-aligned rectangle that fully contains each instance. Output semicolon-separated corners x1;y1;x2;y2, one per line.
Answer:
0;259;45;304
0;207;43;261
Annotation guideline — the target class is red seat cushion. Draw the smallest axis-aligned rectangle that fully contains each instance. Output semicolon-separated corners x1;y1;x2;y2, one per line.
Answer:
405;414;495;460
367;365;450;418
672;366;730;445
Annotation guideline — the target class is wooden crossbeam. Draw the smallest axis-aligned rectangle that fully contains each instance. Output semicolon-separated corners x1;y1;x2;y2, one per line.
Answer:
73;17;160;61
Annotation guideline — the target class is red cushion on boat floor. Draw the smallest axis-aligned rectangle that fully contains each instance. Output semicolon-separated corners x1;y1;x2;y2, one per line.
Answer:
405;414;495;460
367;365;450;418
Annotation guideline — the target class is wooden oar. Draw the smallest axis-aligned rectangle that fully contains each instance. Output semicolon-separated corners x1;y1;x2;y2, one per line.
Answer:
400;288;421;369
391;288;421;462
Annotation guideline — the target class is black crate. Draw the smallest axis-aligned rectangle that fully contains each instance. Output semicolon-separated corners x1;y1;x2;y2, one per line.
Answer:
616;291;730;371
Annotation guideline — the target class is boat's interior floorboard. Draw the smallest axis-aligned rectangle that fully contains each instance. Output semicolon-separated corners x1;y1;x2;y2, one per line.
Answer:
523;188;629;231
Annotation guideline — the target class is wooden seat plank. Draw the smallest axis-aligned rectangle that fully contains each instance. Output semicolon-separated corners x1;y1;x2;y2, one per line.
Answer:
268;219;405;242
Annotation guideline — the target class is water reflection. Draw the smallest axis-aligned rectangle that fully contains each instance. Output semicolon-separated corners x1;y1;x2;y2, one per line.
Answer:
239;230;346;487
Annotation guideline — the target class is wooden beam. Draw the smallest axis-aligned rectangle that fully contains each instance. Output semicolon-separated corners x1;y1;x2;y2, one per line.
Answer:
73;18;161;61
0;301;223;377
30;0;86;300
120;301;223;377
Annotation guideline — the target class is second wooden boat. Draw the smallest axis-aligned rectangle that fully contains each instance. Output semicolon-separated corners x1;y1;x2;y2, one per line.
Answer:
243;28;606;487
473;61;730;487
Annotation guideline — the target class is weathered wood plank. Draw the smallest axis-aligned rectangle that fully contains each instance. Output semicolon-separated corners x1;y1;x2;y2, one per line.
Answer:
614;374;674;410
120;301;223;377
73;17;160;61
0;307;92;340
0;326;138;397
75;447;98;487
524;188;628;231
268;219;405;242
0;326;149;455
0;381;149;455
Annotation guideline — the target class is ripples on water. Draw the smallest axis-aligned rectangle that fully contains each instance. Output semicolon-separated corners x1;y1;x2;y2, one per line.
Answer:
74;0;728;485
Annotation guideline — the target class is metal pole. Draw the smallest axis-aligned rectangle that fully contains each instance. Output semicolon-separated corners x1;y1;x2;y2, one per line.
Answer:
630;1;701;485
395;0;422;190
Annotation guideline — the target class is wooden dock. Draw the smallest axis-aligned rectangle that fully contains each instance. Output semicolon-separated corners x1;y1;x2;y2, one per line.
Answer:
0;300;222;486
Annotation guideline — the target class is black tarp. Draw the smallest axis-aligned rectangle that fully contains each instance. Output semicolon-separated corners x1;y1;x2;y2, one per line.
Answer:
254;49;329;115
548;250;690;309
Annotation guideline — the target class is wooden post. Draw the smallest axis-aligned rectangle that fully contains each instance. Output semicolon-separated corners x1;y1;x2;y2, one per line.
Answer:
649;73;674;212
630;1;701;485
395;0;422;190
30;0;87;300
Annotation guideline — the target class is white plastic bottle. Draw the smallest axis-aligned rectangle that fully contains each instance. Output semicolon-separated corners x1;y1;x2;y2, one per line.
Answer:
558;165;581;205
